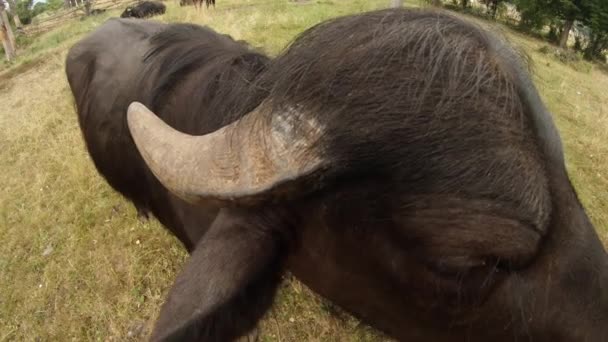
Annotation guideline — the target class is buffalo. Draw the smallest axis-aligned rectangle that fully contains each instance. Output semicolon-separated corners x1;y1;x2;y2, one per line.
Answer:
179;0;215;8
66;18;269;252
90;8;107;16
120;1;166;19
66;8;608;342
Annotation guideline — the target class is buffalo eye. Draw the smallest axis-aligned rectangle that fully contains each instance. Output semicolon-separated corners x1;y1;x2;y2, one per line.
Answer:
392;197;544;310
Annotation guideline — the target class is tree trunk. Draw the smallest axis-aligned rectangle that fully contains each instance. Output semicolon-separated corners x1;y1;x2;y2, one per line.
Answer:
491;0;499;19
4;0;21;28
2;12;15;51
461;0;469;9
5;0;15;13
84;0;91;16
390;0;403;7
1;34;15;62
559;18;574;48
0;7;16;61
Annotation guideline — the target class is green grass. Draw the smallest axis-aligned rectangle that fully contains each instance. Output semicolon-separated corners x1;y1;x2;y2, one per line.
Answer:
0;0;606;341
0;11;118;76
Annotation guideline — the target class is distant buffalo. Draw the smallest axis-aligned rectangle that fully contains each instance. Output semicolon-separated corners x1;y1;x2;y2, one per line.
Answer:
179;0;215;8
66;9;608;342
80;8;107;21
90;8;106;15
120;1;166;19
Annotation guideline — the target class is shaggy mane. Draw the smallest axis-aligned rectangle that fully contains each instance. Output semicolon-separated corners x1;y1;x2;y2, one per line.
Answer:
140;23;269;123
252;8;554;233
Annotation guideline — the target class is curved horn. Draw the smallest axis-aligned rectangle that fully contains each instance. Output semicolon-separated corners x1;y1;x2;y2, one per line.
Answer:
126;101;326;204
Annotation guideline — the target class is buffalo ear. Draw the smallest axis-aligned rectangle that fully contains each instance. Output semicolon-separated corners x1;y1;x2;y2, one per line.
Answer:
150;209;288;342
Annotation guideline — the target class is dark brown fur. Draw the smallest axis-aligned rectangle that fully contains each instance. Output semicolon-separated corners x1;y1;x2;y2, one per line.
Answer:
120;1;166;19
66;19;269;251
66;9;608;342
179;0;215;9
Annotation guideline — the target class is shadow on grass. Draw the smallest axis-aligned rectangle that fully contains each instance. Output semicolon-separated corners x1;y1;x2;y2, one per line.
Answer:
0;56;46;85
597;62;608;76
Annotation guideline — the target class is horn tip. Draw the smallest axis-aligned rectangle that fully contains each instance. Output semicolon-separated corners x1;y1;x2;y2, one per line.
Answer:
127;101;155;131
127;101;148;117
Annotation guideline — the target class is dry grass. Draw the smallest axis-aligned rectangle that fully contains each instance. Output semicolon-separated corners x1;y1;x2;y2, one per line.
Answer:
0;0;606;341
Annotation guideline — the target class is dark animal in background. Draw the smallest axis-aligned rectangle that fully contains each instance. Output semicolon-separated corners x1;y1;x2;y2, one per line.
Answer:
65;18;268;252
90;8;107;15
66;8;608;342
179;0;215;8
120;1;166;19
80;8;107;21
202;0;215;8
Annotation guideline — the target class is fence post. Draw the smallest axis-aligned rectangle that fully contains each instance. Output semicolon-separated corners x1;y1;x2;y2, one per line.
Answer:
1;11;16;50
0;3;16;61
390;0;403;7
5;0;22;28
13;13;22;28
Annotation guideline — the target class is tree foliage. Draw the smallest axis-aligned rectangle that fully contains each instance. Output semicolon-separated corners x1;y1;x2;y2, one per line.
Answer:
510;0;607;57
13;0;62;25
480;0;509;19
583;0;608;60
512;0;590;30
15;0;33;24
45;0;64;10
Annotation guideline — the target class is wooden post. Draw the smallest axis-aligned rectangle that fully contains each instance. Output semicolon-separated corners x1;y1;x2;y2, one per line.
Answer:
390;0;403;7
13;13;22;28
0;3;16;61
84;0;91;16
1;10;16;51
5;0;22;28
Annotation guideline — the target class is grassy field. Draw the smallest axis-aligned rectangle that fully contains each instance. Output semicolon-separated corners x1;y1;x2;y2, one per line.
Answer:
0;0;606;340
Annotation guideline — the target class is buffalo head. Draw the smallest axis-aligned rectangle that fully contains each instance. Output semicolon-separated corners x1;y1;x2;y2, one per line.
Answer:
125;8;607;342
120;7;134;18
